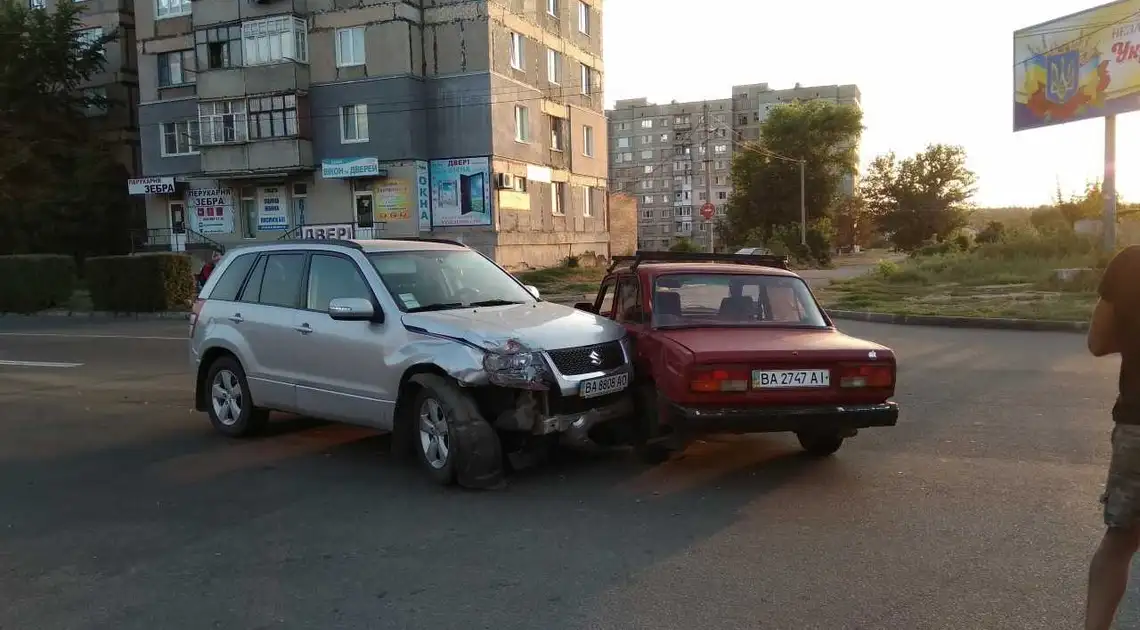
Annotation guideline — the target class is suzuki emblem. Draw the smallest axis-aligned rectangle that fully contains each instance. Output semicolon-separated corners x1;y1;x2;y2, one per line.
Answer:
868;351;877;360
588;349;603;365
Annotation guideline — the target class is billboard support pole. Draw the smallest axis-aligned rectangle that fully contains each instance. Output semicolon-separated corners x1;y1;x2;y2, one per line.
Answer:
1104;115;1118;252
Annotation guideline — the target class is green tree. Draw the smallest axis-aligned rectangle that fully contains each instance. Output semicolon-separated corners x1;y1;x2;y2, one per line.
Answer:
719;99;863;247
831;193;872;249
0;1;133;258
669;237;702;253
861;144;977;251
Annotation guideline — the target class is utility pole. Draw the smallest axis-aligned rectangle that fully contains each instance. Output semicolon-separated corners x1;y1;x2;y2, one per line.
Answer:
1105;115;1118;252
702;101;714;253
799;159;807;246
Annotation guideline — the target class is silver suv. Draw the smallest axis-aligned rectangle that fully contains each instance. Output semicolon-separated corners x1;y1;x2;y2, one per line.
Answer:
190;238;633;488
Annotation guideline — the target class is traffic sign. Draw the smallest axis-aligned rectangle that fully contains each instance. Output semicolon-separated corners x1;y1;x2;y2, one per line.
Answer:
700;202;716;220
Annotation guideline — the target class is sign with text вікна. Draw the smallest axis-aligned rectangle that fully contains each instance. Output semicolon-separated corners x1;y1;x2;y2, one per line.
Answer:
429;157;491;227
187;188;234;234
258;186;288;231
1014;0;1140;131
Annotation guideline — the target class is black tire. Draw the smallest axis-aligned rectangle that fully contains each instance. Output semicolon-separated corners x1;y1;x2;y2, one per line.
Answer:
204;356;269;438
408;374;503;488
632;383;674;464
797;432;844;457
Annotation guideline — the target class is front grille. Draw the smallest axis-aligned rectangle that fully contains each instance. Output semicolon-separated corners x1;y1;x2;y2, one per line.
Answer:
547;341;625;375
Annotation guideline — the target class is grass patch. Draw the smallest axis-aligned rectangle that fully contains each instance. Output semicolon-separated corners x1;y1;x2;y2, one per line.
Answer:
515;265;607;297
816;232;1108;322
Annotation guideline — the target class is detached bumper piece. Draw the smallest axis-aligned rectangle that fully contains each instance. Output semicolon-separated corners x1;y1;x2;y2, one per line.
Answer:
666;401;899;435
541;390;633;448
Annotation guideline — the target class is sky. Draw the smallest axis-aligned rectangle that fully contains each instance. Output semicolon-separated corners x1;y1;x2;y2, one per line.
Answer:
601;0;1140;208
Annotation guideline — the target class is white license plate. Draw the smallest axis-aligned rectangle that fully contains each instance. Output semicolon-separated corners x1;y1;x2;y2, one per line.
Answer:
752;369;831;389
580;372;630;399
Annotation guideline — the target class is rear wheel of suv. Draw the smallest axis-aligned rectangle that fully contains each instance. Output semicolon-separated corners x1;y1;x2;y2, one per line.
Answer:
796;432;844;457
205;356;269;438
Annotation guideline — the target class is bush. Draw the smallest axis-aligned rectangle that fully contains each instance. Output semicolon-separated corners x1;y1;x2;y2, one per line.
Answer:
0;254;77;313
86;253;195;312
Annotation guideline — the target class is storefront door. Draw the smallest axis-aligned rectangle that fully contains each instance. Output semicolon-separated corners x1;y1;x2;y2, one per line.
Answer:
168;201;187;252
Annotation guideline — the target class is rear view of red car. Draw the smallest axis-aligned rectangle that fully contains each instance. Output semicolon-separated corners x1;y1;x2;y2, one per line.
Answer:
576;251;899;461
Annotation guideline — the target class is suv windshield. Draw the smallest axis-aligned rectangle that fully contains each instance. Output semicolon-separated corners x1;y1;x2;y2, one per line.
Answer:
367;249;536;312
651;273;827;328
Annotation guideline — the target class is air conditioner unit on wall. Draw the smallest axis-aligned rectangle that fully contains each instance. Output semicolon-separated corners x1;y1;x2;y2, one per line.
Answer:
495;173;515;190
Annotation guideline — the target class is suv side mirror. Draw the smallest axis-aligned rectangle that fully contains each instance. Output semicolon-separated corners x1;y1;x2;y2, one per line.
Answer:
574;301;596;313
525;284;541;299
328;297;379;322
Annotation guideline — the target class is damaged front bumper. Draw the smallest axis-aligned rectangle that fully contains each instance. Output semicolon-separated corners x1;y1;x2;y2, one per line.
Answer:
491;367;635;448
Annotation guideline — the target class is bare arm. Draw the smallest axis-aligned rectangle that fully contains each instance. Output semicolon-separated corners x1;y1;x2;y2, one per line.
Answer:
1088;298;1120;357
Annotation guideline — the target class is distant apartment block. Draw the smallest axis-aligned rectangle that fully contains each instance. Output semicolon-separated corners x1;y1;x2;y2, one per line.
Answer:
130;0;609;268
607;83;861;251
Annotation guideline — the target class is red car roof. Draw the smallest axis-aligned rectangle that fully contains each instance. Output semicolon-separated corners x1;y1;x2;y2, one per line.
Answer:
629;262;801;278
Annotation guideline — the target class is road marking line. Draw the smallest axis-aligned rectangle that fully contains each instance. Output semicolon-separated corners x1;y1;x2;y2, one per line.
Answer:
0;332;183;341
0;360;83;368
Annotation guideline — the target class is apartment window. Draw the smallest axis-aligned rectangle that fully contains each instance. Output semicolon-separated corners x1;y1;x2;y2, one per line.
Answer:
619;152;632;162
643;165;653;173
249;94;298;140
198;100;247;144
640;181;652;190
341;104;368;143
640;119;654;129
77;28;104;56
642;195;652;205
242;16;308;66
583;186;594;217
698;192;706;201
550;116;566;151
641;210;653;219
160;120;199;156
579;64;593;95
509;32;524;70
546;48;562;84
30;0;45;8
660;133;669;142
196;25;243;70
616;137;629;148
714;144;728;154
582;125;594;157
552;182;566;215
547;0;557;16
157;50;196;87
514;105;529;142
640;150;652;159
577;1;590;34
335;27;365;67
718;191;728;200
156;0;190;19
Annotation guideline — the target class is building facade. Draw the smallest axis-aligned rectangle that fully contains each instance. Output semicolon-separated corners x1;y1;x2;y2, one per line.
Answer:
131;0;609;268
36;0;141;177
607;83;861;251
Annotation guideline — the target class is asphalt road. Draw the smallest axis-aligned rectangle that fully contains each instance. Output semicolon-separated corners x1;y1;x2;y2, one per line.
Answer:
0;317;1130;629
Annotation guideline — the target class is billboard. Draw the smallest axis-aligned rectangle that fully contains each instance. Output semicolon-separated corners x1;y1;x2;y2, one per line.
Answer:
1014;0;1140;131
187;188;234;234
373;178;412;221
429;157;491;227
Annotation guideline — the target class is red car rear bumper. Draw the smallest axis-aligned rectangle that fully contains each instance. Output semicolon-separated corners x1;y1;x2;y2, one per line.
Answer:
664;401;899;435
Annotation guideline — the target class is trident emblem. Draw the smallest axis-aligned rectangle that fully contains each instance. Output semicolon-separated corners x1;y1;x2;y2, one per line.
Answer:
1045;51;1080;105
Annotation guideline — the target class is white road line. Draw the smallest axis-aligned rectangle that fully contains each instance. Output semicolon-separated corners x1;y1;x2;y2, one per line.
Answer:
0;332;184;341
0;360;83;368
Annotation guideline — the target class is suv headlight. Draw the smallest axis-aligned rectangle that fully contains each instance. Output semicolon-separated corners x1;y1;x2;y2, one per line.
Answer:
482;339;548;390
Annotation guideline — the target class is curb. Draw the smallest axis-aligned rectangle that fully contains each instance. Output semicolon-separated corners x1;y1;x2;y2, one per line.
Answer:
827;310;1088;333
0;310;191;321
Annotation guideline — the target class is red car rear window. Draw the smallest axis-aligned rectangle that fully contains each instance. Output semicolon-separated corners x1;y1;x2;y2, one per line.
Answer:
651;273;827;327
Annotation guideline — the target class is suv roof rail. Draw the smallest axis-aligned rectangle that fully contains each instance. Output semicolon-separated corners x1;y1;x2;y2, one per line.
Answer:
269;238;365;250
364;237;470;248
607;250;790;273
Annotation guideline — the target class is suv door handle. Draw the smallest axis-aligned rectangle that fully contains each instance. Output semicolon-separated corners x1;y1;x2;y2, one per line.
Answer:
294;323;313;334
229;313;244;323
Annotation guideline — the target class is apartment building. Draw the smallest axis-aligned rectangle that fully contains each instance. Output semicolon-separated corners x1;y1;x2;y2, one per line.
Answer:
607;83;861;251
34;0;141;177
130;0;608;268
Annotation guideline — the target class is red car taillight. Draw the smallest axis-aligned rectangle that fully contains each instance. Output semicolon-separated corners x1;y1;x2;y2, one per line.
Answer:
837;364;893;388
690;366;750;392
189;299;204;337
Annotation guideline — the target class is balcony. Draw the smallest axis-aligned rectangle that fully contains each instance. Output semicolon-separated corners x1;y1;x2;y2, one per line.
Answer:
200;138;314;175
197;63;310;100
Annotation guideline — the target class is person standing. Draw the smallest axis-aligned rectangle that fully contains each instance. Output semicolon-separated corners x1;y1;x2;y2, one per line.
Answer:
1085;245;1140;630
197;250;222;291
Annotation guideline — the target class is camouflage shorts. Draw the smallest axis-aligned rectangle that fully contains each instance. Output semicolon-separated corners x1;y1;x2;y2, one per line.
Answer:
1102;424;1140;528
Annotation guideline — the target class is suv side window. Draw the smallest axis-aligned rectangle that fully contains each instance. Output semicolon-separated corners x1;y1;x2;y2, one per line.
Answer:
306;254;373;312
238;255;267;303
208;253;256;302
595;279;616;317
255;253;306;308
613;276;644;323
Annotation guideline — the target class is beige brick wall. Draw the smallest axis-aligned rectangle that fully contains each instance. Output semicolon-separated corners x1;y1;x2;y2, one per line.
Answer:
607;192;637;256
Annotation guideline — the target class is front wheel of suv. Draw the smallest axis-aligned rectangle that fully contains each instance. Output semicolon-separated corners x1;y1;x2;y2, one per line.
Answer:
407;374;504;489
205;356;269;438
